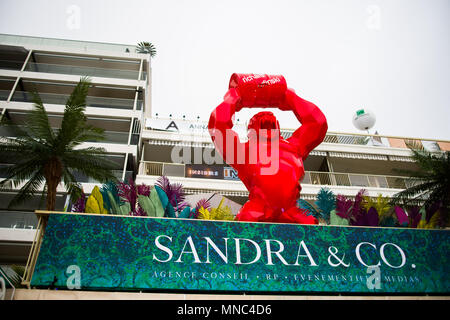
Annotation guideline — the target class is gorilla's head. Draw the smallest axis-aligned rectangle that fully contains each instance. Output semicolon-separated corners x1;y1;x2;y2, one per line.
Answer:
247;111;280;139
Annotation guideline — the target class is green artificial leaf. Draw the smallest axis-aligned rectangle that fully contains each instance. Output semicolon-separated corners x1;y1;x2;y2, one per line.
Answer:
165;202;176;218
155;185;169;208
178;206;192;219
150;187;165;217
154;185;175;218
118;202;131;216
297;199;319;218
138;194;155;217
330;210;349;226
107;191;120;215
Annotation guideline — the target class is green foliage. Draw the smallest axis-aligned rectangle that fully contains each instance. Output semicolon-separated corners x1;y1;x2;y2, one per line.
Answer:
150;187;165;217
0;77;117;210
154;185;175;218
392;142;450;226
314;188;336;222
329;210;349;226
136;41;157;57
9;265;26;288
297;199;319;218
138;194;155;217
177;206;192;219
101;181;120;214
118;202;131;216
107;191;121;215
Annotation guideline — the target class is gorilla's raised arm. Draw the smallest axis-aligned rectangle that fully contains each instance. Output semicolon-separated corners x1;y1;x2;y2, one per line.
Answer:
208;88;245;168
283;89;328;159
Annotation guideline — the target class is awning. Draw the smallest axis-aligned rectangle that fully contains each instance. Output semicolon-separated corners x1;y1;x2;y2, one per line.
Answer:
388;155;415;162
328;151;388;161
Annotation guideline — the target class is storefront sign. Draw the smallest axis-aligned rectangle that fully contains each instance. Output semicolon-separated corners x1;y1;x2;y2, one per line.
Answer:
146;118;248;139
223;167;240;181
185;164;223;179
30;213;450;293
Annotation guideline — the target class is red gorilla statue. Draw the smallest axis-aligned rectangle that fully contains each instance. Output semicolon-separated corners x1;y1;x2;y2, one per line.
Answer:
208;74;327;224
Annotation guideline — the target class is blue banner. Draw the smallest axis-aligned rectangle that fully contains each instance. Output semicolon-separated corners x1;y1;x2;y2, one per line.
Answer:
30;213;450;293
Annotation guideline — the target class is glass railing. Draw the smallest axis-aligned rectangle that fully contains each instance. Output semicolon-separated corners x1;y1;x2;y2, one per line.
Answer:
301;171;411;189
10;91;142;110
0;59;24;70
0;33;141;55
72;170;133;183
23;61;146;80
281;129;447;151
145;119;448;152
93;131;129;144
139;161;412;190
0;211;38;229
0;89;11;101
1;124;130;145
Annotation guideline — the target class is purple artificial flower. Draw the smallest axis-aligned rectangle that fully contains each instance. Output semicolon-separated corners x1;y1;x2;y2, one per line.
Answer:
335;194;353;219
117;178;137;214
395;206;409;227
133;205;148;217
365;207;379;226
353;207;379;227
156;176;187;212
350;189;367;224
71;192;86;213
137;183;151;197
408;206;421;228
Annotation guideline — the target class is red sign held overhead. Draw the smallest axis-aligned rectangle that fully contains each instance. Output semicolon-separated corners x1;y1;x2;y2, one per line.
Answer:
229;73;287;110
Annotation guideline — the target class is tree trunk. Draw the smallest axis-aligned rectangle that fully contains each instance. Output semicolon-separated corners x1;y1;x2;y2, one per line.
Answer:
44;158;62;211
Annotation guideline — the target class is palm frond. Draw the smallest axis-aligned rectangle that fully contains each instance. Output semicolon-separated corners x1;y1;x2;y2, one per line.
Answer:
56;77;91;149
314;187;336;222
25;91;55;144
7;169;46;209
136;41;157;57
62;147;118;183
297;199;319;218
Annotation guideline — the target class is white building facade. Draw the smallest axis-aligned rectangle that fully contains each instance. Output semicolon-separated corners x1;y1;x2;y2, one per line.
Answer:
0;34;151;264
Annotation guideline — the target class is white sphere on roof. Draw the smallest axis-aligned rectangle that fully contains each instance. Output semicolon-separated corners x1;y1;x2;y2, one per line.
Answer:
352;108;376;131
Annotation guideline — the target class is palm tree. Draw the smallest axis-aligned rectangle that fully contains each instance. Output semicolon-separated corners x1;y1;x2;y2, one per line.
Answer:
0;77;117;211
136;41;157;57
391;142;450;226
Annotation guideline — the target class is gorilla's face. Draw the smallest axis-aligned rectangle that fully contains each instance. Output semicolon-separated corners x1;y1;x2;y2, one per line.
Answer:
247;111;280;139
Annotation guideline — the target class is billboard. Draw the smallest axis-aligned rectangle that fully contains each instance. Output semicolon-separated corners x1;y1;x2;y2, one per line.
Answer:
30;213;450;293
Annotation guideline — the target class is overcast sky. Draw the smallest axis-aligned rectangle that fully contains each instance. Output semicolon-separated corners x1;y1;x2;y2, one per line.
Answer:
0;0;449;140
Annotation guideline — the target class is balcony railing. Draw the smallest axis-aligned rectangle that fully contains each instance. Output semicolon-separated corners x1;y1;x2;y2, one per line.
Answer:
145;121;449;152
140;161;185;177
0;33;141;55
139;161;412;190
0;125;131;145
23;61;146;80
0;169;133;185
0;58;24;71
0;89;10;100
73;170;133;183
301;171;412;189
9;90;142;110
0;211;38;229
282;129;447;151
